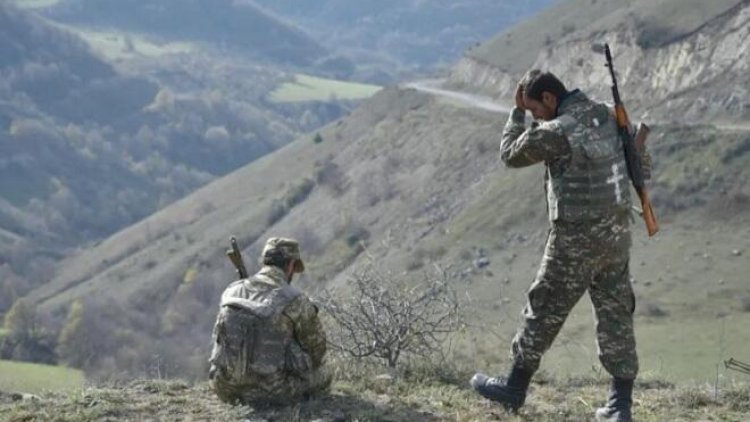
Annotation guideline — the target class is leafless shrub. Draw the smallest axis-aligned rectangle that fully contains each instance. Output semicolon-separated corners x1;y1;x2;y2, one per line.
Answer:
266;178;316;225
319;264;463;368
283;178;315;209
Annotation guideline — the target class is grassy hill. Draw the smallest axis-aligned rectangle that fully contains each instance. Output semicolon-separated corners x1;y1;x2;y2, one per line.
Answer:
45;0;330;68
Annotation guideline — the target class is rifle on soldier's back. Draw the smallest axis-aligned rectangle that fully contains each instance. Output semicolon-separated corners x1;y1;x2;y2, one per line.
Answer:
605;43;659;237
227;236;248;279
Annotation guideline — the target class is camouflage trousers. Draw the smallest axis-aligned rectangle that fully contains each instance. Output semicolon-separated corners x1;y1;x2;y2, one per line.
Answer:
211;367;332;406
511;213;638;379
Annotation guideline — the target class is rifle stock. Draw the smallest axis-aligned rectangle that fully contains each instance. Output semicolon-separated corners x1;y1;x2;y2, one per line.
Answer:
634;123;650;151
638;189;658;237
605;44;659;237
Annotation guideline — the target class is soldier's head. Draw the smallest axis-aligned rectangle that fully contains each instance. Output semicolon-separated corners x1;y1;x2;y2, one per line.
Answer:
261;237;305;282
520;69;568;121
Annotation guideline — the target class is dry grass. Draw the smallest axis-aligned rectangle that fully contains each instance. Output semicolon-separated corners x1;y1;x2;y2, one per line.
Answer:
1;365;748;422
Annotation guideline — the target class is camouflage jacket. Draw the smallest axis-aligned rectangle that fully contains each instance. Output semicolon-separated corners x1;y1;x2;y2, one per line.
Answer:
500;90;634;222
209;266;327;385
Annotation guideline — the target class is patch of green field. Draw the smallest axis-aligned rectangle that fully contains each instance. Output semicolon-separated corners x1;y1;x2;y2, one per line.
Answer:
12;0;60;9
72;29;196;61
0;360;85;393
269;74;381;103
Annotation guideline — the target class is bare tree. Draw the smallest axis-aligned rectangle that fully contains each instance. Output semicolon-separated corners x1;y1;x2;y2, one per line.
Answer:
319;264;463;368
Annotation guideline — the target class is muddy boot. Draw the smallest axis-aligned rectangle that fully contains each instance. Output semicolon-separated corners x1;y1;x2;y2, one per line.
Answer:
470;365;533;411
595;377;634;422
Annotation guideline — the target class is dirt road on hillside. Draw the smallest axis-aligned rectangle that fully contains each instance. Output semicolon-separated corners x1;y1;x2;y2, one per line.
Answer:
404;79;511;114
406;79;750;132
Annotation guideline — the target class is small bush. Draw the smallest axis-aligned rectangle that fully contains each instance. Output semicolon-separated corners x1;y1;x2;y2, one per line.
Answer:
319;264;463;369
314;160;347;196
283;178;315;209
345;226;370;248
267;178;316;225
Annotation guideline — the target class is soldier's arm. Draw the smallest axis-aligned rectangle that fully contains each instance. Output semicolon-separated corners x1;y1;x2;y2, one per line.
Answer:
500;107;571;167
208;310;226;377
283;296;327;368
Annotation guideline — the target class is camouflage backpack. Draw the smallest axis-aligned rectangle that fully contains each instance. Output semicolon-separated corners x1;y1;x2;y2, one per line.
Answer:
209;278;302;384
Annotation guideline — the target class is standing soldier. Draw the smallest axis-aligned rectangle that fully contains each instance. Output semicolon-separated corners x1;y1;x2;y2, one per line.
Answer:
470;70;643;422
209;237;330;405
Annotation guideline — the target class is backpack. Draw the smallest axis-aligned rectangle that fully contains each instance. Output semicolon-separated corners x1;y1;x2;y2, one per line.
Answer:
209;279;301;384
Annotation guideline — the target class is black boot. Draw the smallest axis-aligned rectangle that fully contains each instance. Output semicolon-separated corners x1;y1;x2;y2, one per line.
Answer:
595;377;634;422
470;364;533;411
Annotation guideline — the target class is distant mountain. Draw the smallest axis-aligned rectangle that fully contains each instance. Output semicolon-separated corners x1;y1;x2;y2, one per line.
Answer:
251;0;553;77
0;4;154;123
47;0;330;67
0;3;327;307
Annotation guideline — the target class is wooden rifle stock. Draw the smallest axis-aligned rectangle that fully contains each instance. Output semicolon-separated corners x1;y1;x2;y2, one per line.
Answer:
606;44;659;237
615;105;659;237
638;189;658;237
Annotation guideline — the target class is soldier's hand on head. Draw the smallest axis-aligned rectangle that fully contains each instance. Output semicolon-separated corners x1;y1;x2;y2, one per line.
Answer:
514;84;527;111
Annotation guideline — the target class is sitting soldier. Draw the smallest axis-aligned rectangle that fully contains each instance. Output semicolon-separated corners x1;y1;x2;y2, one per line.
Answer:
209;237;330;405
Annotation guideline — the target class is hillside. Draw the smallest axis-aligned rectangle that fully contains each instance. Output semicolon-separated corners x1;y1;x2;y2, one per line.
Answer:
0;3;152;123
45;0;331;68
13;0;750;386
0;3;347;313
23;81;750;382
449;0;750;123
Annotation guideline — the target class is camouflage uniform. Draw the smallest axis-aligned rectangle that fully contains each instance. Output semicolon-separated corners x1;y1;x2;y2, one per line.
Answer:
209;239;330;405
500;90;638;380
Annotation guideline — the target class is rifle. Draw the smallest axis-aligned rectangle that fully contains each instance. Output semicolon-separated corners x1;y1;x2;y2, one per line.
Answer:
605;43;659;237
725;358;750;376
226;236;248;279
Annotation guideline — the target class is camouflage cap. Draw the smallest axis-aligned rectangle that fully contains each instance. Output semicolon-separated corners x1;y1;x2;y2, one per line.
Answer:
262;237;305;273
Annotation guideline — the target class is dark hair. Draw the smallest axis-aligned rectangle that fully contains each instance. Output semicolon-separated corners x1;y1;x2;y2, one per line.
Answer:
262;251;293;269
521;70;567;101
